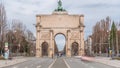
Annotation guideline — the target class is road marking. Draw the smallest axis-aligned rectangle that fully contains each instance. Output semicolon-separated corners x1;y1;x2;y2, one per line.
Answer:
48;58;57;68
13;66;18;68
25;66;28;68
31;64;33;66
81;61;94;68
63;59;71;68
36;65;41;68
90;66;94;68
70;60;72;62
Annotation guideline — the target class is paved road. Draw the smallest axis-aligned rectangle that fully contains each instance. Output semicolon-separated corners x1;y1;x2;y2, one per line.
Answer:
3;57;54;68
65;57;117;68
2;57;117;68
51;57;67;68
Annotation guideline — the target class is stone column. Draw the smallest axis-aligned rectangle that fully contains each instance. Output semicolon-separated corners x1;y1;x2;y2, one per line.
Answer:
36;30;40;57
78;31;81;56
79;30;82;56
49;30;53;57
67;30;71;57
39;31;42;57
80;15;85;56
66;33;68;57
80;28;85;56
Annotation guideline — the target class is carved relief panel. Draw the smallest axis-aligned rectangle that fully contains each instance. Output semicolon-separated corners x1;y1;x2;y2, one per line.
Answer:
70;31;80;39
40;31;50;40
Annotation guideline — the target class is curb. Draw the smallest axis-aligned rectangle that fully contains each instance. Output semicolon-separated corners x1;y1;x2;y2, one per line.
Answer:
94;58;120;68
0;58;29;68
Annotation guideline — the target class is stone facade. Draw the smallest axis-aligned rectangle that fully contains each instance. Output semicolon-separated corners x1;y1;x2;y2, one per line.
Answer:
36;10;85;57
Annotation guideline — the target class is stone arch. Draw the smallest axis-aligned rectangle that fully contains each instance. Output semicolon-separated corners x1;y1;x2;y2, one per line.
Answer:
54;32;67;40
54;33;66;55
41;41;49;56
71;42;79;56
35;4;85;57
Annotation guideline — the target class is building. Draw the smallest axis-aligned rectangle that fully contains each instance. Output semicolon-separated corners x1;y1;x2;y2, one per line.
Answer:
85;36;92;56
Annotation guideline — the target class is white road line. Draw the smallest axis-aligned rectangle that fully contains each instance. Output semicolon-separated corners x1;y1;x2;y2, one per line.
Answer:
31;64;33;67
63;59;71;68
90;66;94;68
13;66;18;68
48;58;57;68
36;65;41;68
24;66;28;68
70;60;72;62
81;61;94;68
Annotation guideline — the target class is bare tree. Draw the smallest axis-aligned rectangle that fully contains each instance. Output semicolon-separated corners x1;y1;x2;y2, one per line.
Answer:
0;3;7;55
10;19;35;56
0;3;35;56
9;19;27;56
24;29;35;56
92;17;111;55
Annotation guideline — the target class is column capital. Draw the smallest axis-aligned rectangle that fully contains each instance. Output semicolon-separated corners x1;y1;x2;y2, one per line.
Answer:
39;25;42;27
67;30;70;33
36;24;42;28
36;48;40;51
80;30;83;32
49;30;53;33
37;30;40;32
67;48;71;51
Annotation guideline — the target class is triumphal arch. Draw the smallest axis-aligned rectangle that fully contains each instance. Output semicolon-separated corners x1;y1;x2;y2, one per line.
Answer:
36;0;85;57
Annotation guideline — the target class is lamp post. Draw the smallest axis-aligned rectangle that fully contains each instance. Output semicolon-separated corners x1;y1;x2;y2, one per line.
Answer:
116;23;119;57
107;30;112;57
108;32;110;57
111;28;115;58
9;31;14;59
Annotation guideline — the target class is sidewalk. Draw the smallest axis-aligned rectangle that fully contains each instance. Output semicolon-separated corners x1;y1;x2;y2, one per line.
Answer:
0;56;31;68
79;56;120;68
94;56;120;68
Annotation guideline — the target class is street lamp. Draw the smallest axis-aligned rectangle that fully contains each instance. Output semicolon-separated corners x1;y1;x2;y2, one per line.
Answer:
107;30;113;58
108;34;110;57
9;30;16;57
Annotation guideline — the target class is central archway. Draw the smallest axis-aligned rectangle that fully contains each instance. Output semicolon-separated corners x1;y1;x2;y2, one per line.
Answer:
54;33;66;56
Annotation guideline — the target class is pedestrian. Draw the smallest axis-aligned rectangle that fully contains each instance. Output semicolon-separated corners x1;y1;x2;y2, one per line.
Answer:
109;50;112;57
52;53;53;59
57;53;59;58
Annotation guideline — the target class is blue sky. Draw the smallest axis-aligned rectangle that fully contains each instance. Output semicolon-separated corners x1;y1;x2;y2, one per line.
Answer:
55;34;66;51
1;0;120;39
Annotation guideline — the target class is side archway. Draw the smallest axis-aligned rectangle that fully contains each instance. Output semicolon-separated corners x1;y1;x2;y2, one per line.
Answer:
71;42;79;56
41;42;49;56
